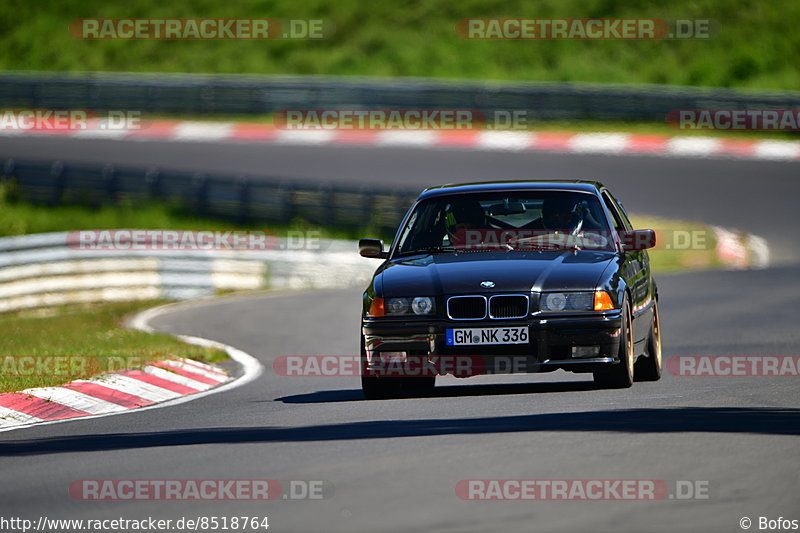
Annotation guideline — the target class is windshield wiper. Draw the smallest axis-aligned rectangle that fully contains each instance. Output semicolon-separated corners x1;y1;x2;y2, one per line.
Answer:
508;237;581;252
394;246;457;257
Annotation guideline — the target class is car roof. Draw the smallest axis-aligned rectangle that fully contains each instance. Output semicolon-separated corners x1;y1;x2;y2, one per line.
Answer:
417;180;605;200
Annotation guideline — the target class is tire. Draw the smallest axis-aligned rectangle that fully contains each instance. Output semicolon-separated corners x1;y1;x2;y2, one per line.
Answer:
594;298;634;389
361;375;434;399
361;375;402;400
634;300;662;382
360;338;432;399
402;376;436;396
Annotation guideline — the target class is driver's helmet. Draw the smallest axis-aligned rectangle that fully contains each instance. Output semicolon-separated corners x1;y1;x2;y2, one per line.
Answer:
445;200;487;246
541;196;583;232
446;200;486;232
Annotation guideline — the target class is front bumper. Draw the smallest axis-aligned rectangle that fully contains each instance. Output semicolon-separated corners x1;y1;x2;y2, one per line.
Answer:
362;312;623;377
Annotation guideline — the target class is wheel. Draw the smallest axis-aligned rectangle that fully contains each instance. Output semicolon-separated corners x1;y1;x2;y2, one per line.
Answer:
401;376;436;396
594;298;634;389
361;375;434;399
360;336;404;399
635;300;662;382
361;375;402;399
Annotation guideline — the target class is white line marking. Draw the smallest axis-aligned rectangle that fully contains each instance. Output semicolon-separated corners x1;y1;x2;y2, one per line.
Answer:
752;141;800;160
568;133;630;154
21;387;127;414
84;374;181;402
666;137;722;157
275;129;337;145
71;120;132;139
173;122;234;142
375;130;437;146
162;359;228;381
0;299;264;433
142;365;211;390
475;130;534;151
0;406;43;427
746;234;771;269
179;356;228;375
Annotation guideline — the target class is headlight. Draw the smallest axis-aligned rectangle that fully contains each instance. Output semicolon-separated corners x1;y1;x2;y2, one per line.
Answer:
539;291;616;312
411;296;434;315
384;297;435;315
540;292;594;312
386;297;410;314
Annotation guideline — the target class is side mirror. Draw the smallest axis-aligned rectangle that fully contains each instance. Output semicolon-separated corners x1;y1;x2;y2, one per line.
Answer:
359;238;388;259
620;229;656;251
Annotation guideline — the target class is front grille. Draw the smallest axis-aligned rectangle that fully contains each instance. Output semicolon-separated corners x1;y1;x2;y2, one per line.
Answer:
447;296;487;320
489;295;530;319
447;294;530;320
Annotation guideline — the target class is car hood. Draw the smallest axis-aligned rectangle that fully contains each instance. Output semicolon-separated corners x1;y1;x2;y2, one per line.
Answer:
377;250;617;296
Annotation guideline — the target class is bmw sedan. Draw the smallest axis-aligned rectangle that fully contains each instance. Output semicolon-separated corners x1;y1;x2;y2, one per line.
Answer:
358;180;662;399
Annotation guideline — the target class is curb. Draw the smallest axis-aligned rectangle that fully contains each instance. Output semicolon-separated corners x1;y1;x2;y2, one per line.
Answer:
2;120;799;161
0;301;263;433
712;226;770;270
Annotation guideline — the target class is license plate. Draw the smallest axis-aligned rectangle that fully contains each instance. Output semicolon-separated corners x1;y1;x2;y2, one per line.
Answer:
445;326;529;346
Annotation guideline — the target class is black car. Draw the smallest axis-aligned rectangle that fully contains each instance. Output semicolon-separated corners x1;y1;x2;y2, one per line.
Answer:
358;180;662;399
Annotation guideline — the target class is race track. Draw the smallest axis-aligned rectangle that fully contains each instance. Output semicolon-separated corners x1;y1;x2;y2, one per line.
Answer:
2;135;799;263
0;137;798;532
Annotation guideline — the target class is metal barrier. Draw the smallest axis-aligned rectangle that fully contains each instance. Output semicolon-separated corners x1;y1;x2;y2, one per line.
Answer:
0;231;377;313
1;71;799;122
1;158;419;236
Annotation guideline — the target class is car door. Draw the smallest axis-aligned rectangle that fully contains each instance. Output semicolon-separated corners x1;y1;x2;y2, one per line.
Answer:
601;190;650;344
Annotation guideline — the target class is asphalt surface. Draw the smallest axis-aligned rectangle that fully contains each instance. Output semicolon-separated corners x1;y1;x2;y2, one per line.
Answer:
1;135;799;263
0;137;798;532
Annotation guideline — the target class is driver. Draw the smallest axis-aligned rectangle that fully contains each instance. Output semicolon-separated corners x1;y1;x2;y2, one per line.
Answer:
542;196;581;231
524;195;596;232
446;200;487;245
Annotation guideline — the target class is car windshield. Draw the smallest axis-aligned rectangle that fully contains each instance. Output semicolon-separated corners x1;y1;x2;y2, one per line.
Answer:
394;191;616;256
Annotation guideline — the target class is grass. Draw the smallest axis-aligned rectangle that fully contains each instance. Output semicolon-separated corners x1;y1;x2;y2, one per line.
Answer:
630;214;720;272
0;0;798;90
0;181;366;240
0;301;227;393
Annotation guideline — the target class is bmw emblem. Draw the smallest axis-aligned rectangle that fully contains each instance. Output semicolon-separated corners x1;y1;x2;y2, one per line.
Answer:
480;280;495;288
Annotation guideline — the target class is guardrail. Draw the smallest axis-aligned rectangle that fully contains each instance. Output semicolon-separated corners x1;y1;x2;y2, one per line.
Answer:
0;231;377;313
2;71;799;122
1;157;419;236
0;225;769;314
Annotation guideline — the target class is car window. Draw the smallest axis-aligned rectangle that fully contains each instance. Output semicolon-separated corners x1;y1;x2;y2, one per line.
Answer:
394;191;615;255
601;192;627;231
606;191;633;230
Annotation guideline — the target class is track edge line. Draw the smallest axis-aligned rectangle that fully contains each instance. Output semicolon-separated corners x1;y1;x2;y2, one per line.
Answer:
0;300;264;434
